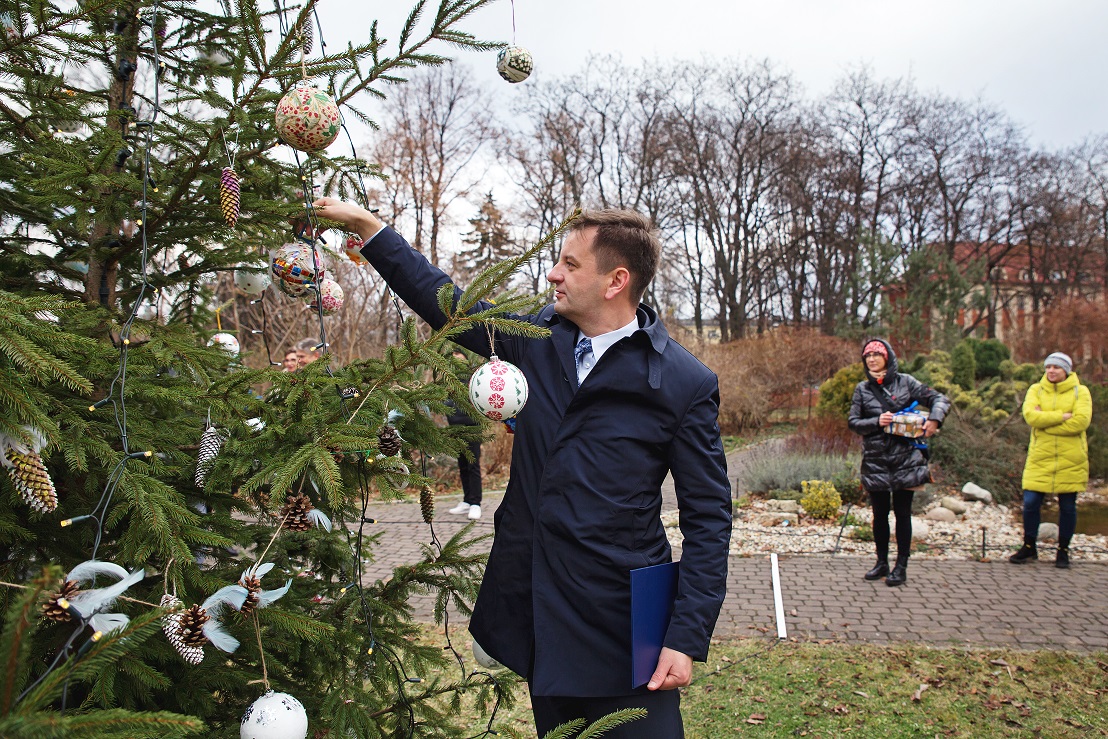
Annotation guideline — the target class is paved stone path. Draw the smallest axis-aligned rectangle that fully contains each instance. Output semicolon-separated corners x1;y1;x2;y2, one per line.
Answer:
357;486;1108;654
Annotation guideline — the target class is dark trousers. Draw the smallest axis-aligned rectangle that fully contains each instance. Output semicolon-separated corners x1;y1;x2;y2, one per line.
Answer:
458;439;482;505
870;489;914;561
530;687;683;738
1022;490;1077;547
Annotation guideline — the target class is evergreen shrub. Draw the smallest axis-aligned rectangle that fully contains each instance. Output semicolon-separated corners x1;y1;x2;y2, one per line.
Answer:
817;363;865;421
799;480;842;519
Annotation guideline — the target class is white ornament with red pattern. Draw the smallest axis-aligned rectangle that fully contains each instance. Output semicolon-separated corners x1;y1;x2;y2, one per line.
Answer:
467;354;528;421
343;234;368;265
306;277;344;316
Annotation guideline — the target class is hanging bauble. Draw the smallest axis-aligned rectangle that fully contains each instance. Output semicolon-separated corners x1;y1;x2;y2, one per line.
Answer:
195;426;226;488
271;242;322;298
208;332;240;356
472;640;504;670
344;234;368;265
54;119;83;134
0;427;58;513
240;691;308;739
234;267;271;295
306;278;344;316
219;166;241;227
496;46;533;83
274;84;341;153
468;355;529;420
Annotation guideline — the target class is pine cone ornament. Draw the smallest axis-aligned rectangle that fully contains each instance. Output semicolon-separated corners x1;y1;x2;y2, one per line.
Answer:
419;484;434;524
4;445;58;513
219;166;241;227
238;574;262;615
42;580;80;622
280;493;313;532
377;424;402;457
195;426;225;488
162;594;206;665
297;15;314;54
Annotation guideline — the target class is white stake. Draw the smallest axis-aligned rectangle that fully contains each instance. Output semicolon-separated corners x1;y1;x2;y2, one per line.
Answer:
770;553;788;640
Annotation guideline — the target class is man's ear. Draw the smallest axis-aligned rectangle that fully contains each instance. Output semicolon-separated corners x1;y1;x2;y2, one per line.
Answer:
604;267;631;301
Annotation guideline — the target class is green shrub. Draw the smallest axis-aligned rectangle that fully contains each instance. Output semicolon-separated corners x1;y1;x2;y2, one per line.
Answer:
930;415;1026;502
849;524;874;541
951;341;977;390
800;479;843;519
1086;384;1108;479
739;448;861;494
1012;362;1041;383
830;467;865;505
965;338;1010;378
817;362;865;421
767;488;803;501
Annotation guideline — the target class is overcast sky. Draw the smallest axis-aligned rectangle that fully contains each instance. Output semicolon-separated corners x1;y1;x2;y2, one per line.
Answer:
315;0;1108;150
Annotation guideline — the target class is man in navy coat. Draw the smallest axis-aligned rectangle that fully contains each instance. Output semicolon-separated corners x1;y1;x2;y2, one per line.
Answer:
314;199;732;737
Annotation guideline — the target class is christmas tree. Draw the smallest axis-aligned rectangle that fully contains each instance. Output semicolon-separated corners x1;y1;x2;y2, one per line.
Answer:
0;0;557;735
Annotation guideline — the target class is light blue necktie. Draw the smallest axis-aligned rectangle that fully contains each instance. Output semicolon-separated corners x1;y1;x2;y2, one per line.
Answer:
574;338;593;372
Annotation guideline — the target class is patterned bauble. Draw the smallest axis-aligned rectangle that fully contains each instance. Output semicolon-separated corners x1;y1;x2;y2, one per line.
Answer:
344;234;368;265
1;429;58;513
234;267;271;295
240;690;308;739
496;45;533;83
208;332;240;356
306;278;344;316
419;484;434;524
195;426;226;488
271;242;323;298
468;355;529;420
42;580;80;623
161;594;205;665
376;424;402;457
279;494;313;532
219;167;241;227
274;84;340;153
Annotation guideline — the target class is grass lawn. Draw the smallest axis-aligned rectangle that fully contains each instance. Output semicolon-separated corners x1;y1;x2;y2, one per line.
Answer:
452;637;1107;738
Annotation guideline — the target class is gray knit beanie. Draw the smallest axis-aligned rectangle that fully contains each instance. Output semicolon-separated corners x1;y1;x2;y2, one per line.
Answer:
1044;352;1073;375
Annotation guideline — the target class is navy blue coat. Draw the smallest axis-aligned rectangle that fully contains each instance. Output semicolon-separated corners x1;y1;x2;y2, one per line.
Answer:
362;227;732;697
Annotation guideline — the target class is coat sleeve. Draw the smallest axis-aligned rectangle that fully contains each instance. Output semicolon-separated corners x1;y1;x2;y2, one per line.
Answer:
1040;386;1093;436
1022;385;1063;429
360;227;529;362
662;372;732;663
847;384;880;435
905;375;951;426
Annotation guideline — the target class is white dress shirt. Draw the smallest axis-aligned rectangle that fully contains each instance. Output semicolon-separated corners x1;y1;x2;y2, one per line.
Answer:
576;316;639;385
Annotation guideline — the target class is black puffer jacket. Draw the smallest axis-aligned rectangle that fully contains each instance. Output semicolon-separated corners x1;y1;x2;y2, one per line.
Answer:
847;339;951;492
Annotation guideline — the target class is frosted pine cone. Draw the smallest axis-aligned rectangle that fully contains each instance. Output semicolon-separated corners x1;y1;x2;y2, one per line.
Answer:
280;493;313;532
195;426;225;488
419;484;434;524
297;15;314;54
377;424;401;457
219;167;240;227
162;595;206;665
4;445;58;513
42;580;80;622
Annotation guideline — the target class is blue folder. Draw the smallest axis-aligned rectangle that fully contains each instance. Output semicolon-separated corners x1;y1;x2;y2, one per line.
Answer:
630;561;679;689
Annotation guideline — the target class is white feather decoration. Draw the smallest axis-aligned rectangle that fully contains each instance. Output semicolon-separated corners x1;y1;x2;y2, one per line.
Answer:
67;560;129;585
68;567;145;618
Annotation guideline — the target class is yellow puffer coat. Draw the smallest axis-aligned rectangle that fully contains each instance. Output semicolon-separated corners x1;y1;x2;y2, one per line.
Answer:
1022;371;1092;493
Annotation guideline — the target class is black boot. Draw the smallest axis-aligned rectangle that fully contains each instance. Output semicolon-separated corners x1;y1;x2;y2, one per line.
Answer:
863;560;889;581
1009;543;1038;564
886;557;908;587
1055;547;1070;569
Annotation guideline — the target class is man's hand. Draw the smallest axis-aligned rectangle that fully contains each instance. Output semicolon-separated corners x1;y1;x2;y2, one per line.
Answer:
647;647;692;691
311;198;383;241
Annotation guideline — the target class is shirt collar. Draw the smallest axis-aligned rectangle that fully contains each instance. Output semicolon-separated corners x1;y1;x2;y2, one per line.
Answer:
578;315;640;362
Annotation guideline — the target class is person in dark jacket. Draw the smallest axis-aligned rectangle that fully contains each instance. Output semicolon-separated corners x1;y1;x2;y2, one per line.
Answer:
445;352;483;520
847;339;950;587
312;197;732;738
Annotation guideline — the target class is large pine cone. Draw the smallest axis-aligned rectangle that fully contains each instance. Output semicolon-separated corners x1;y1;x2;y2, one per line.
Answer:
419;484;434;524
177;604;210;648
239;574;262;615
218;167;240;228
377;424;402;457
161;595;206;665
280;493;313;532
5;446;58;513
195;426;225;488
42;580;80;622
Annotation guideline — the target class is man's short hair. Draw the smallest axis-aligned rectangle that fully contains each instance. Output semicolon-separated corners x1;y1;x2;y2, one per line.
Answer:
569;209;660;302
295;337;321;354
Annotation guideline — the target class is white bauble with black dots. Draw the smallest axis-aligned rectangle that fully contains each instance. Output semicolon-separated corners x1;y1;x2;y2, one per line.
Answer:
496;45;533;83
240;691;308;739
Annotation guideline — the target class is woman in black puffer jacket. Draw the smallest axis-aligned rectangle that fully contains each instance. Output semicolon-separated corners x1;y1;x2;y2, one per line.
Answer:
848;339;950;587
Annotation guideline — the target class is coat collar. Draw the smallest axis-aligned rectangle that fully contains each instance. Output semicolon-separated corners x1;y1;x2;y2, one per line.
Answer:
542;303;669;355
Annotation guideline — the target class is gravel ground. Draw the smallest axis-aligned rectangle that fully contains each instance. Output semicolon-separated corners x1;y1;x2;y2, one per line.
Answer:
663;495;1108;561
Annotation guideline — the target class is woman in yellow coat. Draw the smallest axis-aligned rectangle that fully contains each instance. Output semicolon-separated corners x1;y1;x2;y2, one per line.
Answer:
1010;352;1092;568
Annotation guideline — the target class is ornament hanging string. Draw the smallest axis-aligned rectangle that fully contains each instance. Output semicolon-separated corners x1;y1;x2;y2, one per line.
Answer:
219;125;239;170
510;0;516;44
